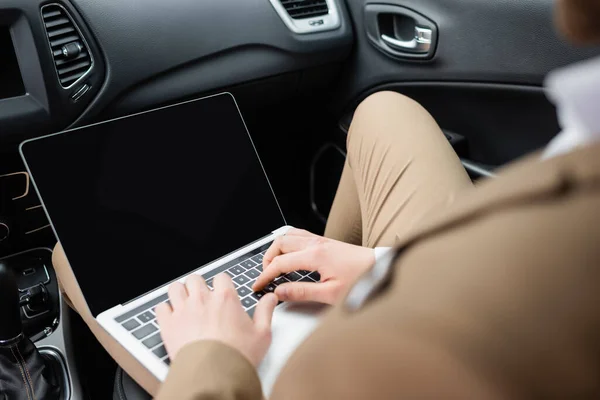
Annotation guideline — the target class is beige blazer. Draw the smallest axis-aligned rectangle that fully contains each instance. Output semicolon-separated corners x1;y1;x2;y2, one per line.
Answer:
54;143;600;399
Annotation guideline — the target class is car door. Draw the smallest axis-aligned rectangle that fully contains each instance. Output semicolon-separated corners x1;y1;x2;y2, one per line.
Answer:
333;0;600;167
307;0;600;224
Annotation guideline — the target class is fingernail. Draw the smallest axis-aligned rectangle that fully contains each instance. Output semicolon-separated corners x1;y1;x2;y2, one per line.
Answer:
277;286;287;299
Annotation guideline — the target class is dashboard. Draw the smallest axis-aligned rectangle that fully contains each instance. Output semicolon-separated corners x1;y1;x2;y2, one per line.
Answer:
0;0;353;142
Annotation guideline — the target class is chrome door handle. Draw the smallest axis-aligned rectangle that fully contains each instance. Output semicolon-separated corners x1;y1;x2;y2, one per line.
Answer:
381;26;432;53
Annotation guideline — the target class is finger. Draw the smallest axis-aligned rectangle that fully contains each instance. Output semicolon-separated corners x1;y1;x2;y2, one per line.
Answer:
275;281;337;304
254;250;316;291
154;302;172;328
185;274;209;300
213;272;237;295
253;293;278;332
284;228;316;238
168;282;188;309
263;235;314;270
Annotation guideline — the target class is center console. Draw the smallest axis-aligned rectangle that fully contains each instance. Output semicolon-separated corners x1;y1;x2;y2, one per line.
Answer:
0;248;83;400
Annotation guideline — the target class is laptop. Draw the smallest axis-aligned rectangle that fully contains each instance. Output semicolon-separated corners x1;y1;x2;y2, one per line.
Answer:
19;93;321;382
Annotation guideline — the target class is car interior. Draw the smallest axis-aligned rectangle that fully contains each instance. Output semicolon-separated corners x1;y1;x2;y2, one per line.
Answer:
0;0;599;398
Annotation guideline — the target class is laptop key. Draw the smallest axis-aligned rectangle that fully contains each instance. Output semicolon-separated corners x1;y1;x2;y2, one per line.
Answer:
255;263;263;272
142;333;162;349
252;291;266;301
297;270;310;276
308;272;321;281
132;323;158;340
263;283;277;293
163;357;171;366
205;278;214;289
244;269;260;279
240;259;256;269
122;319;140;331
233;275;250;286
237;286;252;298
300;276;316;283
229;265;245;275
274;276;289;286
137;311;154;324
284;271;302;281
251;254;263;264
246;307;256;318
153;345;168;359
241;297;257;309
225;271;235;278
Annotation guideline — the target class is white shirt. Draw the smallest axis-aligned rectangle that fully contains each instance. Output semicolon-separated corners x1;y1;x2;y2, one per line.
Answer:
375;55;600;261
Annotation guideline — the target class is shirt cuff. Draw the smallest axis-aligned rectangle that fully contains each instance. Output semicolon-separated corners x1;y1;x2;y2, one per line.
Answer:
373;247;393;263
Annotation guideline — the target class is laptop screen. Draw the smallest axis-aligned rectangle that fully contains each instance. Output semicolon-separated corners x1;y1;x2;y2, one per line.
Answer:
21;93;286;317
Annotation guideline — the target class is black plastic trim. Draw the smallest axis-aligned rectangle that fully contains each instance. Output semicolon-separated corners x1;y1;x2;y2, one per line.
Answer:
0;0;105;143
66;0;353;126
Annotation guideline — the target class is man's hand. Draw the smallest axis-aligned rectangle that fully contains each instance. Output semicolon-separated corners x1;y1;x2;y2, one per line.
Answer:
156;273;278;366
252;229;375;305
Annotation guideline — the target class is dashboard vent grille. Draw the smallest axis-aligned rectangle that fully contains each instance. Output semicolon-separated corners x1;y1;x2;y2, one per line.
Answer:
41;4;92;88
279;0;328;19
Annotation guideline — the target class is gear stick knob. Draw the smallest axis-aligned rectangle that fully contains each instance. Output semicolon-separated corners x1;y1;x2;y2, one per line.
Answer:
0;261;23;344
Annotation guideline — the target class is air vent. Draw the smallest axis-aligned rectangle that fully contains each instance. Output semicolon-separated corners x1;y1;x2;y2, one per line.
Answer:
41;4;92;88
280;0;329;19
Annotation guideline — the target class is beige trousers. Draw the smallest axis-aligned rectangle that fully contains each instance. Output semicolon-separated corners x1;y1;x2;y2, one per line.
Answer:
325;91;471;247
52;91;471;395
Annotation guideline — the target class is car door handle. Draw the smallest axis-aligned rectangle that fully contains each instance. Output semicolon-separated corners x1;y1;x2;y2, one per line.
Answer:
381;26;432;53
364;4;437;60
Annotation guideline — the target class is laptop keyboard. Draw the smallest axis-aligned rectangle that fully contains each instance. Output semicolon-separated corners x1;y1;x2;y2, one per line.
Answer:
114;241;321;366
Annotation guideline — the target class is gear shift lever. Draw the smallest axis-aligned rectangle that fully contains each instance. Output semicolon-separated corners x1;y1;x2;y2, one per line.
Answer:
0;262;24;344
0;261;60;400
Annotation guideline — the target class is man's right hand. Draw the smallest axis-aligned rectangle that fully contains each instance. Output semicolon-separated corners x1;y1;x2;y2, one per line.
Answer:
252;229;375;305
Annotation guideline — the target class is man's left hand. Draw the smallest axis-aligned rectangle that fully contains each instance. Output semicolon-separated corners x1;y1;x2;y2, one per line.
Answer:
156;273;278;366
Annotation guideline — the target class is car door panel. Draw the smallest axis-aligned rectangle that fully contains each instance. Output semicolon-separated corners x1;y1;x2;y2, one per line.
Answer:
332;0;600;165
